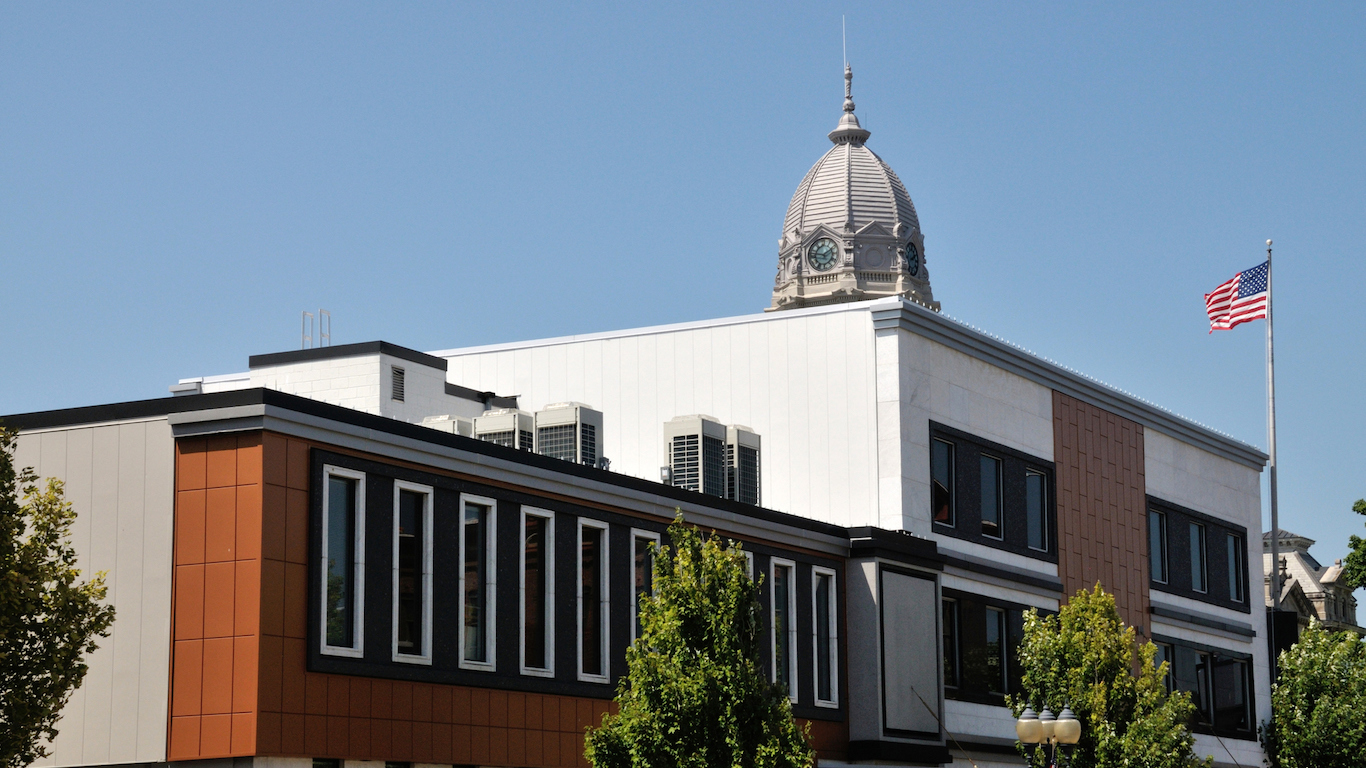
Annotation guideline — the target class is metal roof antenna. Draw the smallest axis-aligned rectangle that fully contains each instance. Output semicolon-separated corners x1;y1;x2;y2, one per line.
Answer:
843;15;847;69
319;309;331;347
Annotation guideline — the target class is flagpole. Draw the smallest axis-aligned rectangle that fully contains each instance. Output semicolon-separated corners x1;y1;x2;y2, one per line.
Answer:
1266;239;1280;610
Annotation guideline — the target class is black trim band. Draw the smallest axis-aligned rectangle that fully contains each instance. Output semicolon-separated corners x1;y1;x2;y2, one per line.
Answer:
248;341;449;371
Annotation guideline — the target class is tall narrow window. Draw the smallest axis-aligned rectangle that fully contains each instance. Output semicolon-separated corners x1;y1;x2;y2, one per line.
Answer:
1149;509;1168;584
942;599;959;688
1213;657;1251;733
812;567;838;707
1154;642;1174;691
578;520;609;682
632;530;660;642
979;455;1002;538
393;482;432;663
322;467;365;656
931;439;955;525
460;496;496;669
1026;471;1048;552
1226;533;1245;603
1189;522;1207;593
521;509;554;676
986;606;1007;694
771;559;797;701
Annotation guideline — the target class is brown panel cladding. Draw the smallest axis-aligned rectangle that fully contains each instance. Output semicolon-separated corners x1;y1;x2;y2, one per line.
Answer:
167;430;848;765
1051;392;1150;633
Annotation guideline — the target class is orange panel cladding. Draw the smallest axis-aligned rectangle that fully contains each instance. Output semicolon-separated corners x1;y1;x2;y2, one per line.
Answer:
169;430;846;765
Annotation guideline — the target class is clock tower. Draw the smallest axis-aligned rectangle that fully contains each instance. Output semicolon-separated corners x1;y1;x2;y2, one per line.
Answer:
770;65;938;312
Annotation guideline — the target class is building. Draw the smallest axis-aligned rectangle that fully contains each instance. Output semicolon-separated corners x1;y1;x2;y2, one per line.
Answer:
1263;529;1361;634
5;66;1271;768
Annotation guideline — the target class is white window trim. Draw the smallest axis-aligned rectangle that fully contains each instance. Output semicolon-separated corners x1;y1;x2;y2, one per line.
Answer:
577;518;611;683
320;465;366;658
743;550;754;578
770;557;799;703
458;493;498;671
391;480;434;665
630;528;661;643
811;566;839;708
520;507;556;678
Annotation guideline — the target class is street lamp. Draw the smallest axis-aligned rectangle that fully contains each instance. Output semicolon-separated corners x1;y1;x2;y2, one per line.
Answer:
1016;703;1080;767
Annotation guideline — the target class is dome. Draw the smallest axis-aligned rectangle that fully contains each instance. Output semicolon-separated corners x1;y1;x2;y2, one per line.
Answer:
769;65;938;312
782;142;920;240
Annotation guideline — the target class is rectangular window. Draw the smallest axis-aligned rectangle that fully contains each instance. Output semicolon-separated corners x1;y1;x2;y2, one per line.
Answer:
459;495;497;669
1174;646;1214;725
812;567;839;707
631;530;660;642
985;606;1007;694
1189;522;1207;593
321;467;365;657
942;599;959;688
521;508;555;676
392;482;432;663
1226;533;1245;603
1026;471;1048;552
771;558;798;702
931;439;955;526
1213;657;1251;733
979;455;1002;538
578;519;610;682
1149;509;1168;584
1154;642;1174;691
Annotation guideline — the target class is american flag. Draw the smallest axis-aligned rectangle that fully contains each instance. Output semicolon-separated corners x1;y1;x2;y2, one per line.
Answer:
1204;261;1269;332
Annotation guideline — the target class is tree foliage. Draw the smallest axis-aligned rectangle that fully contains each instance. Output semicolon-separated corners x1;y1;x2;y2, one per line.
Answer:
585;514;812;768
1341;498;1366;590
0;428;117;768
1261;618;1366;768
1006;585;1209;768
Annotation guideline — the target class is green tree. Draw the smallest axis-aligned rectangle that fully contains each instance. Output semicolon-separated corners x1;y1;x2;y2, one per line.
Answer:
585;514;812;768
1261;618;1366;768
1341;498;1366;590
1006;585;1209;768
0;428;116;768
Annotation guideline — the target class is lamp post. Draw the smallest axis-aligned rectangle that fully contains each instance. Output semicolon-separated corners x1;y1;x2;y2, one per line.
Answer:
1016;703;1081;767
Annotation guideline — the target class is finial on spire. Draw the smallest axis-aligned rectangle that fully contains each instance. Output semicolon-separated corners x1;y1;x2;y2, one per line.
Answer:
844;64;855;113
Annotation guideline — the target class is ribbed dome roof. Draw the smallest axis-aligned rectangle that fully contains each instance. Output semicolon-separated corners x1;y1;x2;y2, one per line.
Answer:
782;142;919;238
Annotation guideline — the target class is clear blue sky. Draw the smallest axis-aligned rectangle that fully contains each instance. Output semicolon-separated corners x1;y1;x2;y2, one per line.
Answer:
3;3;1363;577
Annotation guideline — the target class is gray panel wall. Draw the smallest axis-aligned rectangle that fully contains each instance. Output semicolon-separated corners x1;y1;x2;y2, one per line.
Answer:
880;569;940;736
14;419;175;766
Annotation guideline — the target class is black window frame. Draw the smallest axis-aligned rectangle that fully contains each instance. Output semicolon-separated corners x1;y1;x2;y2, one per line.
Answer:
941;588;1034;706
1147;496;1250;613
1152;633;1256;740
930;423;1058;563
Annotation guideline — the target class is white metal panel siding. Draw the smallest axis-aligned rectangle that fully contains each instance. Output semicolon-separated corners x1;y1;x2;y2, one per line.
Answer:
16;419;174;766
444;309;881;527
1143;429;1270;734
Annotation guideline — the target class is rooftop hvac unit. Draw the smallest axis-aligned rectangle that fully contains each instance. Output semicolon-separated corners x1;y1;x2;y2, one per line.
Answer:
473;408;535;451
420;414;474;437
663;415;728;498
726;425;761;506
535;402;605;467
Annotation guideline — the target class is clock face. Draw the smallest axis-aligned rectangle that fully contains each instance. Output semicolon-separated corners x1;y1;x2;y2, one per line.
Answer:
906;242;921;277
808;238;839;272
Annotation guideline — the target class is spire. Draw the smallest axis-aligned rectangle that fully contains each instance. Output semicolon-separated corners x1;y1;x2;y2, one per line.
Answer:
844;63;856;113
829;64;871;145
